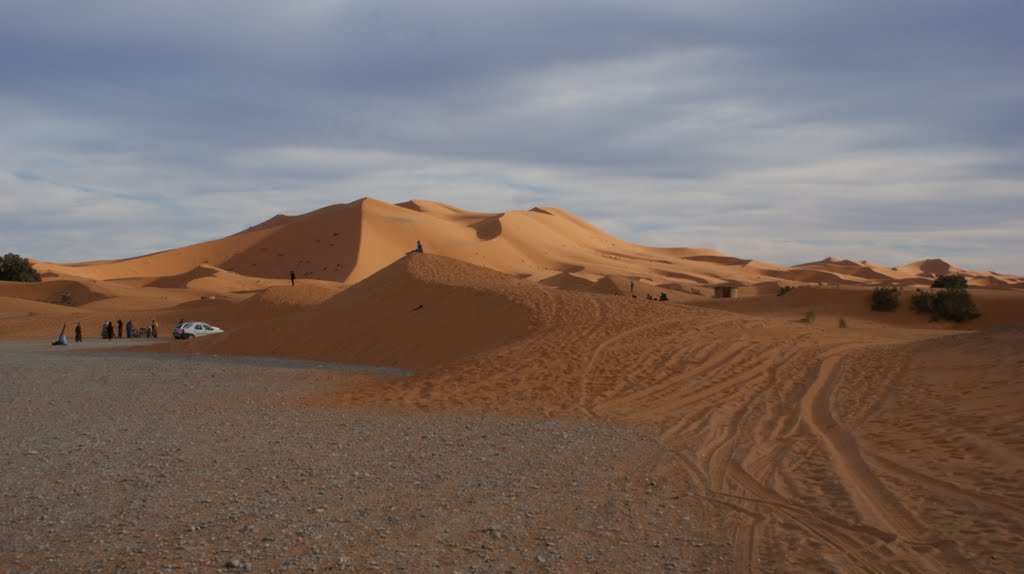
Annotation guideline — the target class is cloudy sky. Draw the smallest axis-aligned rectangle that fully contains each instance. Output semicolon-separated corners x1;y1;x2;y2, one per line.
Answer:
2;0;1022;273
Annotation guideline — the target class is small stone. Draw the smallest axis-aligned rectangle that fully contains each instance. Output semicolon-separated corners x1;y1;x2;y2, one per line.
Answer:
225;558;241;569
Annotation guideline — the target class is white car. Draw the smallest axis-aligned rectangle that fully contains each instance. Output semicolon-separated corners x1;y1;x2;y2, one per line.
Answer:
173;322;224;339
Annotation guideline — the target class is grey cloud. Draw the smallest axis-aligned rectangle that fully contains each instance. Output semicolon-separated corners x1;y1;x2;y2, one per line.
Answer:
1;1;1022;273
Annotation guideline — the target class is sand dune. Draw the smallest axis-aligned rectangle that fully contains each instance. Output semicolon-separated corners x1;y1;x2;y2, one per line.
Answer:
144;265;219;289
795;257;903;282
160;255;533;369
899;258;964;277
249;284;343;306
0;278;110;307
31;198;1023;295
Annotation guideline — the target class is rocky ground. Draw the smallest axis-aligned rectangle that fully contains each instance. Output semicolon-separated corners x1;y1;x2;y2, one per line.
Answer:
1;341;731;573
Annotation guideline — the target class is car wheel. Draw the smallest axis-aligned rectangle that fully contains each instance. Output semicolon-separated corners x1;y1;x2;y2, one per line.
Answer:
186;334;195;339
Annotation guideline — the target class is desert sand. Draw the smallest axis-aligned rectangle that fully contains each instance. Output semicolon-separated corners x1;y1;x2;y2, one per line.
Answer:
3;197;1023;572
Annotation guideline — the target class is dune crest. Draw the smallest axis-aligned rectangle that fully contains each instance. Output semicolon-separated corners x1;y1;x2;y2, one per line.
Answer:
898;258;962;277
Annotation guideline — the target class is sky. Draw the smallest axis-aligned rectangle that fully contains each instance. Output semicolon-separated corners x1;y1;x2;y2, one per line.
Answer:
2;0;1022;274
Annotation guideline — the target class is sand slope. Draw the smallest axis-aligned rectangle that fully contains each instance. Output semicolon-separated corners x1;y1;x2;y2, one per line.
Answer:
161;255;533;369
0;279;110;307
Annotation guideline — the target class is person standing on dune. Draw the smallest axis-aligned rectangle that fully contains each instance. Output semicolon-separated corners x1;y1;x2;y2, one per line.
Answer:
74;322;82;342
290;270;295;286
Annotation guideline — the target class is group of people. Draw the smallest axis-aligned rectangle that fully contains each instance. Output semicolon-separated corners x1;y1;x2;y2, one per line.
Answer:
100;319;159;339
53;319;160;345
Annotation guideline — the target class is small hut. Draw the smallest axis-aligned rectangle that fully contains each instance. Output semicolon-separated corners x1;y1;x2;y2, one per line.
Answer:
713;283;742;299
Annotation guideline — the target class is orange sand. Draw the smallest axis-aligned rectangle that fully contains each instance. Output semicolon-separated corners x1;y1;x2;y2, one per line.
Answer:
4;197;1023;572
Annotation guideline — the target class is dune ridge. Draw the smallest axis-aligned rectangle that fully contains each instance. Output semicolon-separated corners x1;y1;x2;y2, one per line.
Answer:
33;198;1022;295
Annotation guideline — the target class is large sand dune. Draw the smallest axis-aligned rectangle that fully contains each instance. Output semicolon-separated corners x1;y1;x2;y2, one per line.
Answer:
4;197;1024;571
34;197;1020;293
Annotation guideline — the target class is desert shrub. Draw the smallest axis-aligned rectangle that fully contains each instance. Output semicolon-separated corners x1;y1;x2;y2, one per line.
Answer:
932;274;968;289
931;288;980;322
910;288;980;322
0;252;41;282
659;292;669;301
838;317;847;328
871;286;900;311
803;309;816;324
777;285;794;296
910;289;933;313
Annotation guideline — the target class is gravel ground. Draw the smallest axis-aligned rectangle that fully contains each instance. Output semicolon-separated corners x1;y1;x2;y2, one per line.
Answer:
1;342;732;573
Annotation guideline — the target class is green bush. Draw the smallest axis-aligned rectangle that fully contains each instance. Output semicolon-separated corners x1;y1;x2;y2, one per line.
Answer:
838;317;847;328
777;285;794;296
871;286;899;311
932;274;968;289
803;309;816;324
932;288;980;322
0;253;41;282
910;287;980;322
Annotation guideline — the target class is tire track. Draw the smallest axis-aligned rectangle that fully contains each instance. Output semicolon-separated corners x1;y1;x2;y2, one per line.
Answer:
801;353;970;570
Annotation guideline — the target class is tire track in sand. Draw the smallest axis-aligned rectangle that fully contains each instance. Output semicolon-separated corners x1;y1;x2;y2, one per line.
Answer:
802;353;971;570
